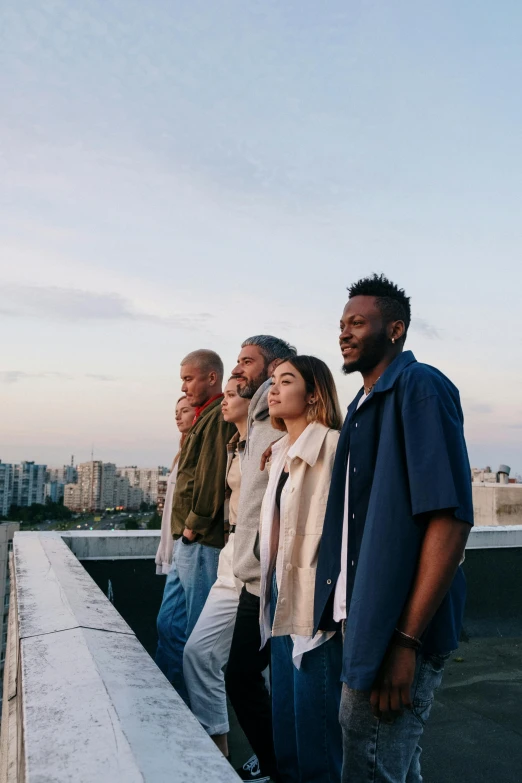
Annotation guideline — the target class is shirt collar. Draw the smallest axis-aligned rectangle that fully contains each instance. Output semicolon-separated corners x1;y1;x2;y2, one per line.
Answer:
355;350;417;401
227;431;246;452
347;351;417;415
193;393;224;423
272;422;330;468
375;350;417;393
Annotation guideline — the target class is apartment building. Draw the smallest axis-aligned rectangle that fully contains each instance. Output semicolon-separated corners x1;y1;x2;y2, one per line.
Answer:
117;467;168;505
64;462;144;512
0;464;13;518
64;461;118;512
0;462;46;514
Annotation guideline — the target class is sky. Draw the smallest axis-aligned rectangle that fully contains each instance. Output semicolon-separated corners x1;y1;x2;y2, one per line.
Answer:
1;0;521;473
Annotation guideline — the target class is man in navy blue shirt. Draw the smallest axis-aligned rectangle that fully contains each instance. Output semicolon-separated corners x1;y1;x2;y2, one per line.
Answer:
314;274;473;783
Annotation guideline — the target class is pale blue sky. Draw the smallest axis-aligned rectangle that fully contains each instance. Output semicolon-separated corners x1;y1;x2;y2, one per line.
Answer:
1;0;521;472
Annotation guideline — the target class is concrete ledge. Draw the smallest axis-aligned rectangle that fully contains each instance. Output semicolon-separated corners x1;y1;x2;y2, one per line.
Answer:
466;525;522;549
61;530;160;560
7;532;239;783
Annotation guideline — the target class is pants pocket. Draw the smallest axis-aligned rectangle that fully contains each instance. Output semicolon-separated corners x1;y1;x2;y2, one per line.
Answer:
411;653;449;726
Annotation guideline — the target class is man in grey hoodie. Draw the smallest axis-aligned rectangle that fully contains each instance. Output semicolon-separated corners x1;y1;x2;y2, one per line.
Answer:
225;335;297;783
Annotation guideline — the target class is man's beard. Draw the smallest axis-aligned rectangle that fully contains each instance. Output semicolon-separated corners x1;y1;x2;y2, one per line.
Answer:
341;330;389;376
237;369;268;399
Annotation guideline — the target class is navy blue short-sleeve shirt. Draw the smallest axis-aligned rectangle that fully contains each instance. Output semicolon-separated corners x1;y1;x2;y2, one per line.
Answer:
314;351;473;691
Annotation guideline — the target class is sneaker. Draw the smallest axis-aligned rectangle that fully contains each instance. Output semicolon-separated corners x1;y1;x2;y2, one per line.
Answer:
235;754;270;783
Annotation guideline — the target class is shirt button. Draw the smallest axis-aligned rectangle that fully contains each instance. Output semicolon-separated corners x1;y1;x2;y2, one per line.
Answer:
289;529;295;536
353;467;357;473
355;423;358;428
280;597;286;604
351;560;355;567
352;513;355;519
326;578;332;585
285;563;292;572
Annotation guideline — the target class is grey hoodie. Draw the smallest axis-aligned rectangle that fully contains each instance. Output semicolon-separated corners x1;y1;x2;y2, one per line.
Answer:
232;378;282;596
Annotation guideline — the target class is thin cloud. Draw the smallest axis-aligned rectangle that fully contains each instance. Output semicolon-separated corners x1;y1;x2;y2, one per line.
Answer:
0;284;212;327
410;318;440;340
0;371;118;384
0;371;71;384
463;399;494;415
85;373;118;382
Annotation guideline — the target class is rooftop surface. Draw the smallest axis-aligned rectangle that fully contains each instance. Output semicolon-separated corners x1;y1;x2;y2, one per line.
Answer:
421;636;522;783
2;528;522;782
226;637;522;783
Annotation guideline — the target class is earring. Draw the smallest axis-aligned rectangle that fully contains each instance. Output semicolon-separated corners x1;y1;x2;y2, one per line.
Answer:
308;400;315;405
392;338;395;344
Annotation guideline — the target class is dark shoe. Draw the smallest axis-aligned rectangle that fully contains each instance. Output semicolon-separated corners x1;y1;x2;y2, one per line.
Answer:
235;755;270;783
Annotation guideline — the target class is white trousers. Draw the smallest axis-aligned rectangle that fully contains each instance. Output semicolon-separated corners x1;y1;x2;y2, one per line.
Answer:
183;533;242;736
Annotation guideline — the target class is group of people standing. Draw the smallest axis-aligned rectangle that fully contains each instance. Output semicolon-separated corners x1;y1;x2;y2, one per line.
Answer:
153;274;474;783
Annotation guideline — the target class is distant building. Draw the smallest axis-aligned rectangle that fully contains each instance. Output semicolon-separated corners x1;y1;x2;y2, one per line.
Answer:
46;465;78;486
64;483;82;511
117;467;168;506
128;486;144;511
156;474;169;514
0;462;46;512
113;476;144;511
472;464;522;525
0;463;13;517
472;464;512;485
45;465;78;484
64;461;144;512
43;481;65;504
64;461;117;512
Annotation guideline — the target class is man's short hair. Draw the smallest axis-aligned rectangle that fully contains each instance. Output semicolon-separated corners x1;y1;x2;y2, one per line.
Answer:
181;349;224;382
348;273;411;338
241;335;297;366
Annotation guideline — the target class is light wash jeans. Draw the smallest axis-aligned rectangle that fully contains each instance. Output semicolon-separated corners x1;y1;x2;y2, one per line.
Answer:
340;652;450;783
155;539;220;704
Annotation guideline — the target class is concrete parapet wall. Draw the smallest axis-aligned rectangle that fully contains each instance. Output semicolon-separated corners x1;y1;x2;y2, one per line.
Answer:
473;484;522;526
1;532;239;783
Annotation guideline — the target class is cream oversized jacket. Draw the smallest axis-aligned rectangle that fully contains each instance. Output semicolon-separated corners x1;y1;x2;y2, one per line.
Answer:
259;421;340;645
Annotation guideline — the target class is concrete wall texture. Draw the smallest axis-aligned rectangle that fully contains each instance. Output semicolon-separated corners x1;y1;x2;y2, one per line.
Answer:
473;485;522;526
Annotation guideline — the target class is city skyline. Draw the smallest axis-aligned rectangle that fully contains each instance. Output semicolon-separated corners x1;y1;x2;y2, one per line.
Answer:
1;1;522;472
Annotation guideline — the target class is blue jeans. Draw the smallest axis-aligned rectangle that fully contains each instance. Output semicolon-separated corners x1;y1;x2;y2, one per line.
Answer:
339;652;450;783
155;540;220;704
271;573;343;783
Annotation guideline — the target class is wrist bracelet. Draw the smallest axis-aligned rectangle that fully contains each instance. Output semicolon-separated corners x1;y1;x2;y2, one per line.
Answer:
393;628;422;651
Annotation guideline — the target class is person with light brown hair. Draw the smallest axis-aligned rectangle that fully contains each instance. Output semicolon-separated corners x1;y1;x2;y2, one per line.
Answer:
258;355;344;783
155;395;194;575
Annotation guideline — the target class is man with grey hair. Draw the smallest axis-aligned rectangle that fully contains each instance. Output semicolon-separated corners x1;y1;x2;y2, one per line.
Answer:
155;349;236;703
225;335;297;783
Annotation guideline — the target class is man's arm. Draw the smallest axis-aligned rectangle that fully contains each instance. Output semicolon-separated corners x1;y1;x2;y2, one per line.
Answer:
183;417;233;541
370;511;470;719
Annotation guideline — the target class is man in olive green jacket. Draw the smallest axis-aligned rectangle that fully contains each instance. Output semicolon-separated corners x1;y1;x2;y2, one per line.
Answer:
155;349;236;703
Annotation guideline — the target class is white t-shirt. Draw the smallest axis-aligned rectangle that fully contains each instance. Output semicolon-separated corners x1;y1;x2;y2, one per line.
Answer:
333;392;368;622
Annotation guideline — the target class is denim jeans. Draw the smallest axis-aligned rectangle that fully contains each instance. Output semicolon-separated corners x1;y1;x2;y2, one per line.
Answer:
155;539;220;704
271;573;343;783
339;652;450;783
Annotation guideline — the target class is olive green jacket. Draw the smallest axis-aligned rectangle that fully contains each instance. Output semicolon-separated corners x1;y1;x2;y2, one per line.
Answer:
171;397;236;548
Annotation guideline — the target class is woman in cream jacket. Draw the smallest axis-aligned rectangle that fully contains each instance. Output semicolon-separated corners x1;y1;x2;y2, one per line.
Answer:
259;355;343;783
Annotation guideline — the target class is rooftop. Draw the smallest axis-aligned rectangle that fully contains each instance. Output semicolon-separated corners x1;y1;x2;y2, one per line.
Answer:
2;526;522;782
